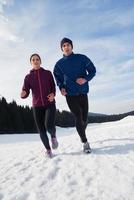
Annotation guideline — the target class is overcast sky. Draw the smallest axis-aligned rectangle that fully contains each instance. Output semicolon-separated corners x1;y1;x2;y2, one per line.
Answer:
0;0;134;114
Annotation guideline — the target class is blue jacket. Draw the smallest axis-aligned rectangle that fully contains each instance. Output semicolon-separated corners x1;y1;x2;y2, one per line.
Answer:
53;52;96;96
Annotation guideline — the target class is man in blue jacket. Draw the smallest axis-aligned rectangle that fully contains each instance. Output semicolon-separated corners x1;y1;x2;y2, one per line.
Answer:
54;38;96;153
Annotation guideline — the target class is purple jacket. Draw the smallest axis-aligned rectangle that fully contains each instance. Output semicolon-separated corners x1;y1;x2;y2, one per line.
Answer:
21;67;56;107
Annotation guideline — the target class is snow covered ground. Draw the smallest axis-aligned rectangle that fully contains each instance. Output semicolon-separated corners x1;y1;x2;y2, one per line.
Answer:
0;116;134;200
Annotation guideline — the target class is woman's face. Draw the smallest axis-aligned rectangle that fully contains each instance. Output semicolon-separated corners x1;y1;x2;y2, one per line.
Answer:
30;55;41;69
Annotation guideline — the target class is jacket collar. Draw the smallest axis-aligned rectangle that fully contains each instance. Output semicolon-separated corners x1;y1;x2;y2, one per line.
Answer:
63;52;74;58
30;67;45;73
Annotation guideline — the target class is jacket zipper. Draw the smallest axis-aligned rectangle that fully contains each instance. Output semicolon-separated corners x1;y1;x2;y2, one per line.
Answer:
37;70;45;106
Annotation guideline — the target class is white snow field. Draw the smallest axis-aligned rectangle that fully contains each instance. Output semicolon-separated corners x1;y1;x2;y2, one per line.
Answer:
0;116;134;200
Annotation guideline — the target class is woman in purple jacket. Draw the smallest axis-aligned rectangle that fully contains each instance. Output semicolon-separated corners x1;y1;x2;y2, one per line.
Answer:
21;54;58;158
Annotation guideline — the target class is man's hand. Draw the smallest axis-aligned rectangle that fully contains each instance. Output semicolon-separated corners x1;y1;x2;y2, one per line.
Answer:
21;90;27;98
76;78;87;85
47;93;55;102
61;88;67;96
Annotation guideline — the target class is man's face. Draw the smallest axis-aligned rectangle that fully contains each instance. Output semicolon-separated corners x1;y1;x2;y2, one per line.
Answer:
61;42;73;56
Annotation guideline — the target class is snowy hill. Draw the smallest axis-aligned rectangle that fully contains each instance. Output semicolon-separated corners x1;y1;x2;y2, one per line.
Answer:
0;116;134;200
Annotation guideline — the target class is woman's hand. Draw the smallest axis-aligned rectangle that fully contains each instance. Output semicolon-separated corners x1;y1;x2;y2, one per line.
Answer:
47;93;55;102
76;78;87;85
21;90;27;98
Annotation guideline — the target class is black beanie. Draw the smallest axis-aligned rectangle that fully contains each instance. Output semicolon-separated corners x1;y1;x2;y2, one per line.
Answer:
60;38;73;49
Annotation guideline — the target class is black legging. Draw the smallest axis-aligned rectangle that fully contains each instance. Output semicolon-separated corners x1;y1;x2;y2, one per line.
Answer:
33;103;56;150
66;94;88;143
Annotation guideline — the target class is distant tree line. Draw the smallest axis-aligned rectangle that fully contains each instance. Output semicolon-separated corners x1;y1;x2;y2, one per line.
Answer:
88;111;134;123
0;97;134;134
0;97;35;134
